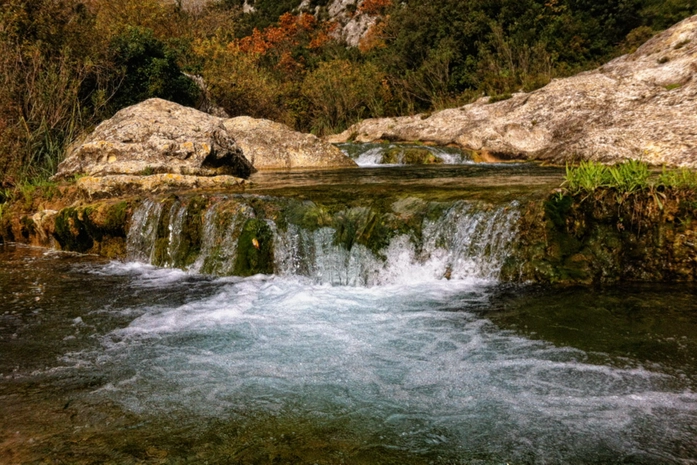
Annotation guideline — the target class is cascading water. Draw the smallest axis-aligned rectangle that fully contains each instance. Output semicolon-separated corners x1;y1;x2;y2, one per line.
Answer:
126;195;520;284
337;142;473;166
3;164;697;463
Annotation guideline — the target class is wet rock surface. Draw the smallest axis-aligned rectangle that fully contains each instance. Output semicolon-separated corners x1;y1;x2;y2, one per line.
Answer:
503;189;697;284
330;15;697;167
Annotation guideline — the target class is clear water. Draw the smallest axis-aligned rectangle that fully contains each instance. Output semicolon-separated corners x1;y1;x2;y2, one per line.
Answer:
1;164;696;464
1;244;696;464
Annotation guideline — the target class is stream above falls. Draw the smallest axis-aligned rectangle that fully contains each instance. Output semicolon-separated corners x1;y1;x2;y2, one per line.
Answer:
1;156;696;464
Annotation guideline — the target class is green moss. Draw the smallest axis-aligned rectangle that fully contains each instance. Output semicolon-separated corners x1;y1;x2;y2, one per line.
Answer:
151;198;176;267
544;193;573;229
403;148;442;165
234;218;275;276
381;148;400;164
508;186;697;284
173;196;208;267
380;147;443;165
54;208;94;253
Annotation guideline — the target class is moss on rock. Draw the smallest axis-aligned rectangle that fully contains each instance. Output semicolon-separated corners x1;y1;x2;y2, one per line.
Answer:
503;188;697;284
234;218;274;276
381;147;443;165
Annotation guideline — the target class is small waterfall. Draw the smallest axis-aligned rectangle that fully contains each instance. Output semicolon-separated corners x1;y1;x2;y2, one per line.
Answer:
337;143;471;166
126;199;163;263
126;195;520;285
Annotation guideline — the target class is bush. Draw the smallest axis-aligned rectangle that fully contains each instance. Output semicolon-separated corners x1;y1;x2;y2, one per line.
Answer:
109;27;200;109
193;38;291;123
302;60;390;134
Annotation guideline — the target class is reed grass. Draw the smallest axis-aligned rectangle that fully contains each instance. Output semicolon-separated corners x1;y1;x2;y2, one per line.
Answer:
563;160;697;194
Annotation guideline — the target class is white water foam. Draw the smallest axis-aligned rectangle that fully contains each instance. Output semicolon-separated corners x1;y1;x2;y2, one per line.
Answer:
125;198;521;285
63;267;697;462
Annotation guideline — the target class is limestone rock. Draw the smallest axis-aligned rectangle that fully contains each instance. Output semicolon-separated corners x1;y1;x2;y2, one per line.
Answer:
224;116;357;170
76;174;245;199
329;15;697;167
55;98;255;180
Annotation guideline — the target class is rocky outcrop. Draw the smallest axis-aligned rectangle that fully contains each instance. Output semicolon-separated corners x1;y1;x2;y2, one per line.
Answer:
55;98;255;180
54;98;356;196
502;189;697;284
329;15;697;167
76;174;245;200
224;117;357;170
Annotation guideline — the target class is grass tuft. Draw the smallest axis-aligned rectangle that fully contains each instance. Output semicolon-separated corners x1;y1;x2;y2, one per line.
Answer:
564;160;697;194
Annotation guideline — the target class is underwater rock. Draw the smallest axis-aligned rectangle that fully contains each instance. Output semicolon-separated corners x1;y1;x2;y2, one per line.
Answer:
329;15;697;167
224;117;357;170
55;98;255;180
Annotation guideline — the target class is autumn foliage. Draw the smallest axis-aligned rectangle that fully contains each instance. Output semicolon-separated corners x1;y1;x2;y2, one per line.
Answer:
358;0;393;16
1;0;696;184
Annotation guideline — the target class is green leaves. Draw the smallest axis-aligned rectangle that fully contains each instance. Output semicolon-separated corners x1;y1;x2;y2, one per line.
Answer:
109;27;199;110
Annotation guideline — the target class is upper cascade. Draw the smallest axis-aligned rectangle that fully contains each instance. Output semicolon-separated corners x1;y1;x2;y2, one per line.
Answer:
329;15;697;168
125;194;521;286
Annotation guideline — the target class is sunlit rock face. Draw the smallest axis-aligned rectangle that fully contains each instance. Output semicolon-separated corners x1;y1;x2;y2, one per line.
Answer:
224;116;357;170
330;15;697;168
54;98;254;181
54;98;355;196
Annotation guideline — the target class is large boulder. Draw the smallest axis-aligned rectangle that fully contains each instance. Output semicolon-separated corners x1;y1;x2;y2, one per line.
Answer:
55;98;255;180
224;116;357;170
329;15;697;167
55;99;356;190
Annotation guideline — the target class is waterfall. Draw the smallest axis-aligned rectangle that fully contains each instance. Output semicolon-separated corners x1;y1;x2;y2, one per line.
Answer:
337;142;472;166
126;195;520;285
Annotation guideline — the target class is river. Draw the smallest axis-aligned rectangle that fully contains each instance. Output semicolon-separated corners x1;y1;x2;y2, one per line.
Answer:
1;148;696;464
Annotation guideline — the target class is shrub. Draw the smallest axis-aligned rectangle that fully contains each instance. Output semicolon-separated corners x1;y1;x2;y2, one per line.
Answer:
108;27;200;110
301;60;390;134
193;38;291;123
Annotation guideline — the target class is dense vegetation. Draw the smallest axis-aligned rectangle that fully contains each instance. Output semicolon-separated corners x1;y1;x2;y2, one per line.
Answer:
1;0;696;185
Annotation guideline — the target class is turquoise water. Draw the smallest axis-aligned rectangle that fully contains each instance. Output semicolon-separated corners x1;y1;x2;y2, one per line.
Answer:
1;243;696;464
1;162;696;464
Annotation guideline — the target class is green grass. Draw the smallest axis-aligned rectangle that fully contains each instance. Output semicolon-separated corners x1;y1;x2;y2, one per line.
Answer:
564;160;697;194
607;159;650;193
658;167;697;188
563;160;611;192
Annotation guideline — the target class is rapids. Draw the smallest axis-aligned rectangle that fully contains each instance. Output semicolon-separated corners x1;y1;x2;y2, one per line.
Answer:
1;152;696;463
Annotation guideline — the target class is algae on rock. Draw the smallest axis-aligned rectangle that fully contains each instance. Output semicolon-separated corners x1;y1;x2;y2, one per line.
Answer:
503;189;697;284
